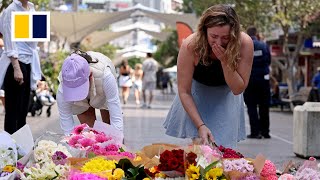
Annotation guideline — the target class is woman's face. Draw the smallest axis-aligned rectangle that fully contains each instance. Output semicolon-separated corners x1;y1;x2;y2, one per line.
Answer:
207;25;231;49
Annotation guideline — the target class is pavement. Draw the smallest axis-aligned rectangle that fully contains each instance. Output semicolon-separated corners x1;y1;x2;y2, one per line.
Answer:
0;89;306;169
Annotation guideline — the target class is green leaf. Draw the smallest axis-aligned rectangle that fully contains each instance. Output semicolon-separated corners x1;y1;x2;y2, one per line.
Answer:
203;160;219;174
87;152;96;158
119;147;125;152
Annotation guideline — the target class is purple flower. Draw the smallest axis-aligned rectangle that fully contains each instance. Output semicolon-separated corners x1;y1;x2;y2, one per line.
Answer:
16;162;25;171
52;151;68;165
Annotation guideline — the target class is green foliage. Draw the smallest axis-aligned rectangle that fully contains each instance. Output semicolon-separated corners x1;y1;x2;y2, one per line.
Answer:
32;0;50;10
116;159;150;180
154;30;179;68
127;57;142;68
181;0;272;31
81;43;117;60
41;51;69;93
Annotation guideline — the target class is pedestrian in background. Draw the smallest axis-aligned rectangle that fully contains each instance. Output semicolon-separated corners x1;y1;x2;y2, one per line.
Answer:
141;53;158;108
312;67;320;89
244;26;271;139
56;51;123;135
133;63;143;105
0;0;42;134
119;59;132;104
164;4;254;147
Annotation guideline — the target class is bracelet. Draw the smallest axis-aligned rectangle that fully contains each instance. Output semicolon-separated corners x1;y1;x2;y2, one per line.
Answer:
197;123;205;130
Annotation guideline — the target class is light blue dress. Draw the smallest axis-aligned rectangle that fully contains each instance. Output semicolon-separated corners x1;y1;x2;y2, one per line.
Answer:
164;79;246;148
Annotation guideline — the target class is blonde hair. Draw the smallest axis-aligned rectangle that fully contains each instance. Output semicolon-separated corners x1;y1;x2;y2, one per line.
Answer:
135;63;142;70
193;4;241;71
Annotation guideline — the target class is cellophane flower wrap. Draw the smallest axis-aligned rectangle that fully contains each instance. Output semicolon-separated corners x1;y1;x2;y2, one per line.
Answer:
184;145;226;180
294;157;320;180
0;132;18;180
66;124;134;159
17;140;72;180
220;147;266;180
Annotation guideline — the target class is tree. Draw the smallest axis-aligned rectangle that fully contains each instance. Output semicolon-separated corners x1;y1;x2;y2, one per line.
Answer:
154;30;179;68
271;0;320;95
0;0;50;12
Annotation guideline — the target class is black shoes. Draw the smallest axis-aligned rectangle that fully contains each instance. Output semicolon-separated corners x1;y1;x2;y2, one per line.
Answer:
247;134;271;139
247;134;262;139
262;134;271;139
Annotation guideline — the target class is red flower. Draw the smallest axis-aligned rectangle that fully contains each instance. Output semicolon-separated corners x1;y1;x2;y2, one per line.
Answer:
167;157;179;170
172;149;184;159
186;152;197;165
160;150;174;164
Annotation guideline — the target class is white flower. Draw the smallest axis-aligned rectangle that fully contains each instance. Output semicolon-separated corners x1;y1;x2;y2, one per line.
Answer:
196;155;209;168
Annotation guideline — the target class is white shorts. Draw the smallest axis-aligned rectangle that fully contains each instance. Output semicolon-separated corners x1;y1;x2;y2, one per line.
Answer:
119;75;132;87
142;81;156;91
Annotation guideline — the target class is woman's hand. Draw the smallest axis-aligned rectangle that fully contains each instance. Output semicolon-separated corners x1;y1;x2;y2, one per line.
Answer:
13;66;24;85
212;44;227;64
198;125;215;145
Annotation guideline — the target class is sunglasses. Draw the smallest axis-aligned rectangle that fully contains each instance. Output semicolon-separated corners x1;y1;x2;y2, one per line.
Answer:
71;49;98;64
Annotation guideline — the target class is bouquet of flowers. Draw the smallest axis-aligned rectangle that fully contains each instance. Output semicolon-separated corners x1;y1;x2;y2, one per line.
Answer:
222;154;267;180
184;145;225;180
145;149;185;180
279;157;320;180
17;140;72;180
218;146;244;159
68;157;150;180
0;132;18;180
66;124;134;159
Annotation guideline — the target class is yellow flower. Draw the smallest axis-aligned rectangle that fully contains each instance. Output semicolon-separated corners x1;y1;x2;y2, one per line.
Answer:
143;178;151;180
113;168;125;179
186;164;200;180
205;168;224;180
149;167;157;173
133;155;142;161
3;165;15;173
155;172;166;178
81;157;116;174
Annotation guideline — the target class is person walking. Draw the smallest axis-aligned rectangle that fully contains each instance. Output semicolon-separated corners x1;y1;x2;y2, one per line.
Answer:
132;63;143;105
118;59;132;104
141;53;158;108
0;0;42;134
164;4;254;147
244;26;271;139
56;50;123;135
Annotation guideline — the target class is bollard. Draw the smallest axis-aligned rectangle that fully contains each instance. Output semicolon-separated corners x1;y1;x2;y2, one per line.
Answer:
293;102;320;158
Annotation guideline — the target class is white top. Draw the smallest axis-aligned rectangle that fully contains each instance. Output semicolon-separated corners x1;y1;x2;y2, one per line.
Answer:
56;70;123;135
142;58;158;82
0;0;41;89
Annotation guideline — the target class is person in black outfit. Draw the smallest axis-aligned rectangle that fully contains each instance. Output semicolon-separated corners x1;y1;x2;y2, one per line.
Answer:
244;26;271;139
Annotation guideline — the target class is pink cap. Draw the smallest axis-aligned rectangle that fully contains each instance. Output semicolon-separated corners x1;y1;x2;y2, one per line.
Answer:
61;54;90;102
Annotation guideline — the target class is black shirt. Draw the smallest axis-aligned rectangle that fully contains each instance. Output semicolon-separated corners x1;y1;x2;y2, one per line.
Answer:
193;59;226;86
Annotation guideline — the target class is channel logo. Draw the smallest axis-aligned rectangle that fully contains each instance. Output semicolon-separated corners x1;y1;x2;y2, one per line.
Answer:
11;11;50;42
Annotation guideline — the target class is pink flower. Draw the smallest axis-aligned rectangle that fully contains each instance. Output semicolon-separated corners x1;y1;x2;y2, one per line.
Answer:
68;135;83;146
266;175;278;180
261;160;277;177
95;134;108;143
72;124;89;135
78;138;95;148
105;144;119;151
278;174;295;180
69;171;105;180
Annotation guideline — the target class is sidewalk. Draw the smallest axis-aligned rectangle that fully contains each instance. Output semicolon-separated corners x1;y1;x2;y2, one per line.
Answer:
0;89;304;168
